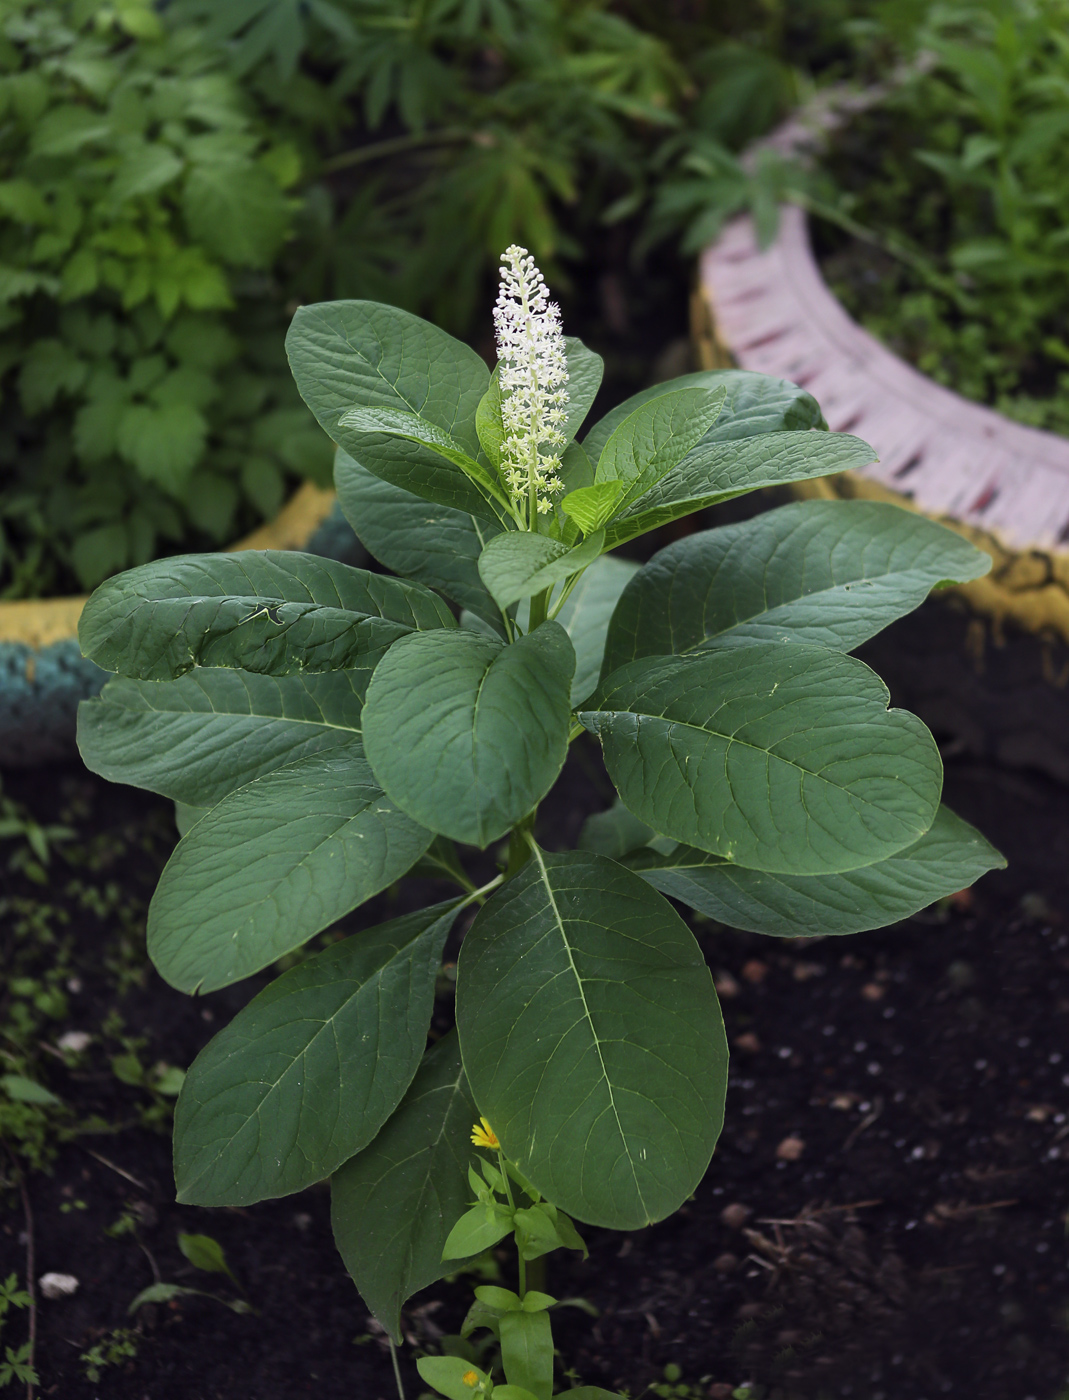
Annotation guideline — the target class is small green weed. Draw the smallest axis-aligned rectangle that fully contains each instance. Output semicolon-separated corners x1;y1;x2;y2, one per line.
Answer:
79;1328;140;1384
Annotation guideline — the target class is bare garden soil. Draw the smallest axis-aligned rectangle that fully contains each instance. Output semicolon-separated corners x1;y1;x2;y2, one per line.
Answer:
3;593;1069;1400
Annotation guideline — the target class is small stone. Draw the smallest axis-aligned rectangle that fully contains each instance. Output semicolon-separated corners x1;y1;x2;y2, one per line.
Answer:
292;1212;313;1231
861;982;884;1001
712;1252;738;1273
709;1385;735;1399
65;977;83;995
714;971;739;999
741;959;767;984
734;1032;761;1052
830;1092;859;1110
1026;1104;1055;1122
57;1031;91;1054
39;1272;79;1300
792;961;823;982
776;1135;805;1162
720;1202;751;1230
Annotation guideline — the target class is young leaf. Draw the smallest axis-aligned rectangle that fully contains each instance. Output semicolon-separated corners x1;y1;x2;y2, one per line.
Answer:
628;804;1004;936
582;645;942;875
286;300;496;522
331;1032;479;1343
601;500;992;674
561;481;626;535
78;550;454;681
477;531;605;611
147;751;431;993
456;847;728;1231
442;1203;516;1259
500;1308;554;1400
416;1356;491;1400
551;554;639;707
362;624;575;847
602;430;876;550
335;449;506;631
78;669;366;808
476;368;505;468
338;406;510;510
173;903;456;1206
177;1234;234;1280
594;386;726;514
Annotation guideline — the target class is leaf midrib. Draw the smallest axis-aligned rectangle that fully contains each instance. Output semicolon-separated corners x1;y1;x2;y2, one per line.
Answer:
529;844;650;1222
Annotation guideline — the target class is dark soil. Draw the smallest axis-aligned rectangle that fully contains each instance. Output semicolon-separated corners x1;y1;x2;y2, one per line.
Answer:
4;594;1069;1400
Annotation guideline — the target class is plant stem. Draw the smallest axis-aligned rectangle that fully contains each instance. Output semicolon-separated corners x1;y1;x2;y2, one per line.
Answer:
497;1150;527;1299
528;588;549;630
20;1176;35;1400
459;875;504;910
321;127;469;174
389;1337;406;1400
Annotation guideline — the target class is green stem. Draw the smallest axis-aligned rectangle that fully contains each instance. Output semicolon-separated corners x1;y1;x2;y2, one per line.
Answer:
547;570;583;620
459;875;504;911
321;127;469;174
389;1337;406;1400
497;1150;526;1299
528;588;549;630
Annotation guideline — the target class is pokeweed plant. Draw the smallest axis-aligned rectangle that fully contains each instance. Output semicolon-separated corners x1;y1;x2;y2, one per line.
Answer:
76;246;1003;1399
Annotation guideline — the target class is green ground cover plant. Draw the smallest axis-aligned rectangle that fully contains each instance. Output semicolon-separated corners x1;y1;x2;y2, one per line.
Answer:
0;0;330;598
813;0;1069;435
75;247;1004;1396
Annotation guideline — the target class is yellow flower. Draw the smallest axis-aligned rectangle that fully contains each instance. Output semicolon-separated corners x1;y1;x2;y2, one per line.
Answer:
462;1370;479;1388
470;1117;499;1150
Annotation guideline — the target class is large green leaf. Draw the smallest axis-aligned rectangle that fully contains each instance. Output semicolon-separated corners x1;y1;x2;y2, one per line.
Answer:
553;555;640;707
593;386;726;517
362;624;575;847
562;336;604;444
602;500;991;674
79;550;454;681
285;300;497;523
456;847;727;1231
147;751;431;993
477;530;604;610
173;903;457;1207
628;804;1005;936
338;406;510;511
582;645;942;875
78;669;365;807
335;449;505;631
331;1031;478;1341
581;368;824;465
602;430;876;550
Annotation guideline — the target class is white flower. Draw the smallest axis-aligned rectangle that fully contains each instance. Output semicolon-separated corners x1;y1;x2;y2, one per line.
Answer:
493;245;569;525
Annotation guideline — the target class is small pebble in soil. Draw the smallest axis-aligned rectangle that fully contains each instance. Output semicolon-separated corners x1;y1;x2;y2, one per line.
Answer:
712;1253;738;1273
862;982;884;1000
39;1273;79;1299
56;1030;91;1053
714;971;739;998
741;959;768;984
776;1135;806;1161
733;1032;761;1052
720;1202;751;1230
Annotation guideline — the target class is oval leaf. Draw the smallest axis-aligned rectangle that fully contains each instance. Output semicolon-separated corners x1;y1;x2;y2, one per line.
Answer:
477;530;605;611
335;448;506;631
78;669;366;807
456;847;728;1230
362;624;575;847
602;500;992;674
603;430;876;551
331;1032;479;1341
594;386;726;513
582;645;942;875
174;902;457;1206
629;804;1004;936
79;550;454;680
148;750;431;992
338;406;509;509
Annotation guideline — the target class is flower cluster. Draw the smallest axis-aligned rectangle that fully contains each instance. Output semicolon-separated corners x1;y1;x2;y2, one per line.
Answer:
493;245;569;522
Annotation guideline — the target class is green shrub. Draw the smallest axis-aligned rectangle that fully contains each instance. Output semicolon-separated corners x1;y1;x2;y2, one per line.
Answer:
0;0;331;598
815;0;1069;434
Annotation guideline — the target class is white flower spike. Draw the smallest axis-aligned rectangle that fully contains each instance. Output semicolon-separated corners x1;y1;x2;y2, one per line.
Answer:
493;245;569;527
